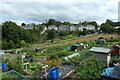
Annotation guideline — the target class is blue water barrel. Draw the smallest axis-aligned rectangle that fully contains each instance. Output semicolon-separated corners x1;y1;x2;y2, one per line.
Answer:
50;68;57;79
2;63;7;70
55;67;60;78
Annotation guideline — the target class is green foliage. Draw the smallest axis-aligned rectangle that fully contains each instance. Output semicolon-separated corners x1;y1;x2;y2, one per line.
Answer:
19;40;27;47
101;23;113;33
47;29;56;40
59;30;69;36
2;21;40;49
76;58;106;79
62;22;71;26
47;19;56;26
2;40;9;50
21;23;26;26
7;57;25;74
100;19;113;33
8;40;15;49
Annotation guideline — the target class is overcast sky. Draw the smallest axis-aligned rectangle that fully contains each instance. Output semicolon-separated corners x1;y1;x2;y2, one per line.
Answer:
0;0;119;25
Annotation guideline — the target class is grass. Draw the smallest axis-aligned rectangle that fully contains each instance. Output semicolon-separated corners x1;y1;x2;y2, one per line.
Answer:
31;34;120;49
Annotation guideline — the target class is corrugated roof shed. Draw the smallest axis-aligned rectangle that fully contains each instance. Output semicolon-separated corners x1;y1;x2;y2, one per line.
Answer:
89;47;111;54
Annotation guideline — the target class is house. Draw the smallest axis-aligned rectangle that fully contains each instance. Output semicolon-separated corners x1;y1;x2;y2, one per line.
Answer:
112;45;120;56
71;43;84;51
48;25;58;30
89;47;111;66
78;25;95;31
69;25;78;31
59;25;70;31
85;25;95;30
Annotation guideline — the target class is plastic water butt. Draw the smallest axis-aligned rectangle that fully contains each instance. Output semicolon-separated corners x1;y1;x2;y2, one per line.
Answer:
2;63;7;70
50;68;57;79
55;67;60;78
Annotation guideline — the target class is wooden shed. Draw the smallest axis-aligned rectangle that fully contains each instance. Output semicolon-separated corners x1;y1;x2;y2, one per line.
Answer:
112;45;120;56
71;44;84;51
89;47;111;66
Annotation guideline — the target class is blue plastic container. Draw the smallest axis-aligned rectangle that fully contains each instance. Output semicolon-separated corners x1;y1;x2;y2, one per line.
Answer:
55;67;60;78
50;68;57;79
2;63;7;70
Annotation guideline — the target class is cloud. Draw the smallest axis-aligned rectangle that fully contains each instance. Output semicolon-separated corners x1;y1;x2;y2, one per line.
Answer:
0;0;119;25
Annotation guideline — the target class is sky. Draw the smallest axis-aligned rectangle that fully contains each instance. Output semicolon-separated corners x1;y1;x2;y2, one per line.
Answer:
0;0;119;25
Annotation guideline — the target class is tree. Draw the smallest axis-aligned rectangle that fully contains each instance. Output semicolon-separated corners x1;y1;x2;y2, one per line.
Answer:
2;40;9;50
81;21;88;26
8;40;15;49
21;23;26;26
19;40;27;47
47;19;56;26
62;22;71;26
106;19;114;27
2;21;41;49
47;29;56;40
100;23;113;33
59;30;69;36
56;21;62;26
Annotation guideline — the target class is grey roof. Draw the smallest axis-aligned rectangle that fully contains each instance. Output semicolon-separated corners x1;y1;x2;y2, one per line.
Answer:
89;47;111;54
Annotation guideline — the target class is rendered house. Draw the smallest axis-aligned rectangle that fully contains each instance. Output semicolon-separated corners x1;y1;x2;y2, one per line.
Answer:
89;47;111;66
48;25;58;30
78;25;95;31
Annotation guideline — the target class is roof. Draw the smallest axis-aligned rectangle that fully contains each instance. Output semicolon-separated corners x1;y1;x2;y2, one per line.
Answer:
2;70;30;80
113;45;120;48
89;47;111;54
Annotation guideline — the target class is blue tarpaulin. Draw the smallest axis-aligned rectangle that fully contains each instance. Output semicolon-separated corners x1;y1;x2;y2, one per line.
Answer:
102;67;120;79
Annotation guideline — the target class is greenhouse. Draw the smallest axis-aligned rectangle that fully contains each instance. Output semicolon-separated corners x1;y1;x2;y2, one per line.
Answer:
2;70;30;80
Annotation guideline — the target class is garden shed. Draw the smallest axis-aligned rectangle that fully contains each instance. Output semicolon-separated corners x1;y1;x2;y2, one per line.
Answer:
112;45;120;56
71;43;84;51
89;47;111;66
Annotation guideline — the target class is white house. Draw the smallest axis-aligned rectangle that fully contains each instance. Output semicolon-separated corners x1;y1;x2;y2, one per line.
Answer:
48;25;58;30
78;25;95;31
